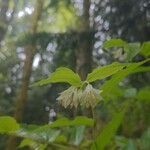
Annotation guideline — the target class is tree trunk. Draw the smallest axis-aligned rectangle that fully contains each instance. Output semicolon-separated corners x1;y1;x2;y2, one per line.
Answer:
75;0;92;81
6;0;44;149
75;0;94;117
0;0;9;43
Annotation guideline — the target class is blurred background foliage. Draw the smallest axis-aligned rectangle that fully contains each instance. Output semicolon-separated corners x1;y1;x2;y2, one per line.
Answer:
0;0;150;149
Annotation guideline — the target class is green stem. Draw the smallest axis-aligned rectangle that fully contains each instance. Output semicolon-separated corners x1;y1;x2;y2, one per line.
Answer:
91;107;96;139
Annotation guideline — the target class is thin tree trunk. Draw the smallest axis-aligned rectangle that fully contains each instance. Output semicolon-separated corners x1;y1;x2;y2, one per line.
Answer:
14;0;44;122
75;0;93;117
14;45;36;121
75;0;92;80
75;0;94;140
6;0;44;149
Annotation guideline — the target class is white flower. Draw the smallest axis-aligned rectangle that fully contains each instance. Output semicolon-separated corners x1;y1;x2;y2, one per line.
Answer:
80;84;102;108
57;86;82;108
57;84;102;109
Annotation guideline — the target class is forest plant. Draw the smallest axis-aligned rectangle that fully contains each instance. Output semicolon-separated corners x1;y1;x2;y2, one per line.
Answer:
0;39;150;150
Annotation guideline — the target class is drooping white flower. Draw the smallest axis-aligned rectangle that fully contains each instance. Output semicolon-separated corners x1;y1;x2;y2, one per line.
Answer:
57;84;102;109
57;86;82;108
80;84;102;108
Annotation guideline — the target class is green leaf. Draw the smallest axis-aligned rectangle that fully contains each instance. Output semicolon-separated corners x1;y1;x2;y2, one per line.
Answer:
124;43;141;61
124;139;136;150
87;62;126;83
102;85;124;101
16;116;93;143
91;112;124;150
137;87;150;102
73;126;85;145
103;39;143;62
26;117;93;133
101;59;150;100
19;138;47;150
132;66;150;74
19;139;33;148
103;39;126;49
16;126;60;143
140;128;150;150
140;41;150;57
0;116;93;143
0;116;20;134
48;116;94;128
33;67;82;87
70;125;85;146
54;135;67;143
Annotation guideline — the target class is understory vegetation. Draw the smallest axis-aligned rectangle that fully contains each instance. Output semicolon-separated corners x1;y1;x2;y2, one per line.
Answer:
0;0;150;150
